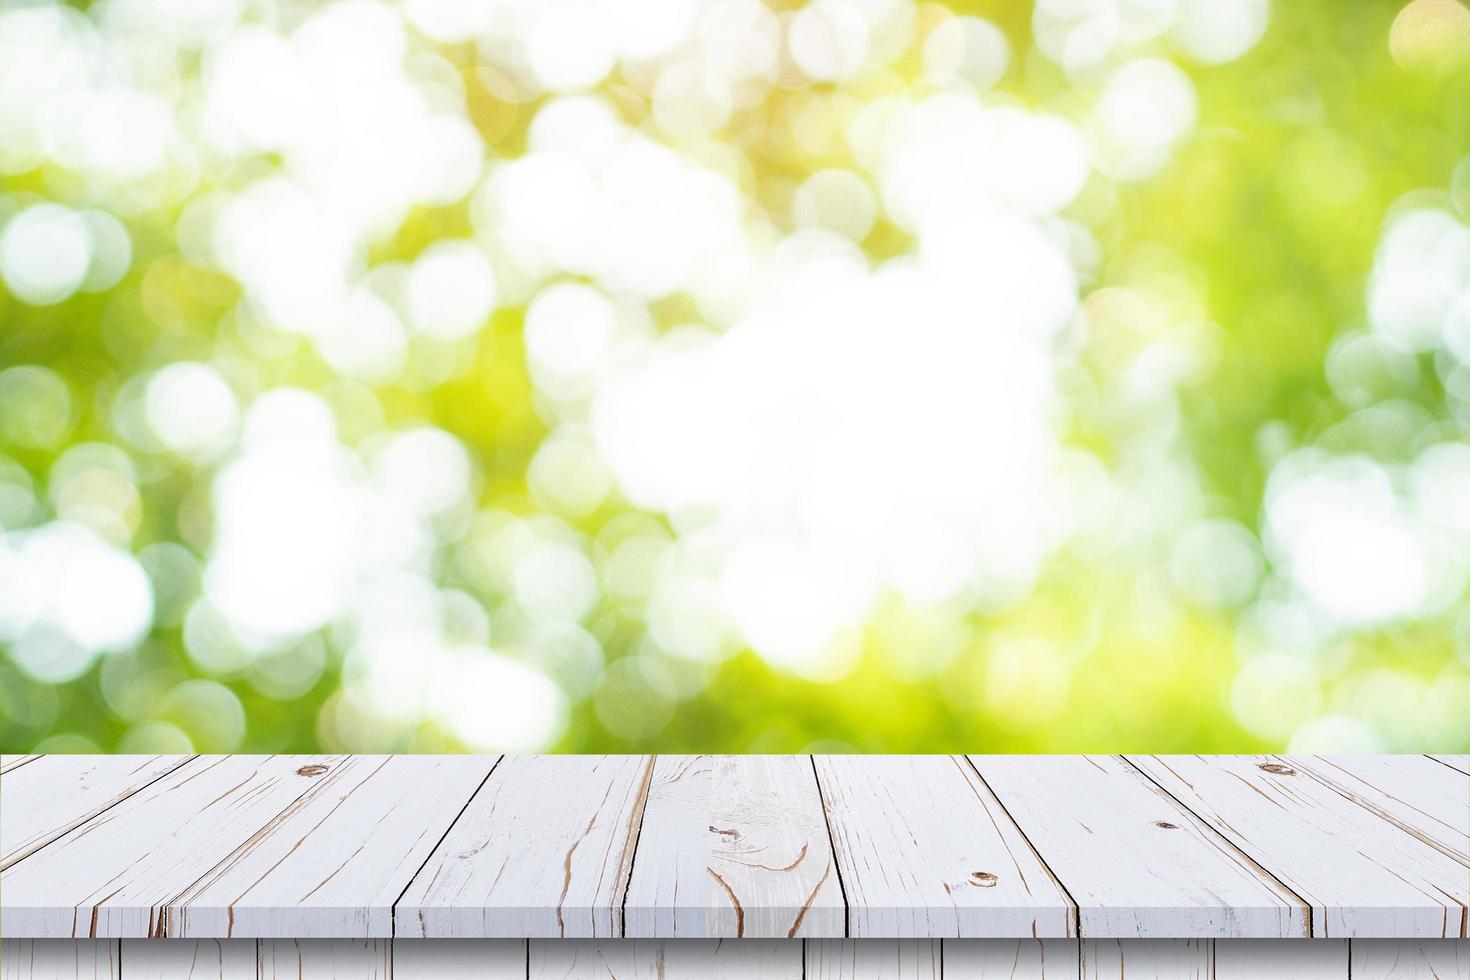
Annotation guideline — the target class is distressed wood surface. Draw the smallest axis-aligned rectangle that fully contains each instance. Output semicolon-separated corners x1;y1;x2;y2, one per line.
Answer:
3;754;1468;943
0;756;341;938
1430;755;1470;776
1291;755;1470;865
1;756;192;870
527;939;803;979
164;755;494;938
0;754;41;774
942;939;1079;978
0;941;119;980
622;755;843;938
1350;938;1470;979
257;940;389;980
119;939;256;979
804;939;940;979
1214;939;1348;979
814;755;1074;938
3;938;1467;978
394;755;654;938
391;940;526;979
1079;939;1211;979
971;755;1308;938
1132;755;1469;938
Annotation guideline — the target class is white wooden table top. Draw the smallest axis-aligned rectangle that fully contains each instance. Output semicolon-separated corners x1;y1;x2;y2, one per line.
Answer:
0;754;1465;942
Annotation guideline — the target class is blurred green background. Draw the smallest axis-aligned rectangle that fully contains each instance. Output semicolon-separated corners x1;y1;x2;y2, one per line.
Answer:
2;0;1469;755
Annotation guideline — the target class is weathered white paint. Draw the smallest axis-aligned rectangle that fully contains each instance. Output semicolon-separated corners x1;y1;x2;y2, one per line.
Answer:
527;939;803;979
396;756;654;938
971;755;1308;938
0;754;41;774
3;936;1470;977
814;756;1075;938
3;754;1468;952
1214;939;1348;978
942;939;1079;978
804;939;940;979
1430;755;1470;776
1351;938;1470;978
1291;756;1469;866
0;756;341;938
1133;755;1469;938
119;939;256;979
0;940;118;980
165;755;494;938
1;756;192;869
1079;939;1210;979
391;939;526;979
257;939;389;979
623;756;843;938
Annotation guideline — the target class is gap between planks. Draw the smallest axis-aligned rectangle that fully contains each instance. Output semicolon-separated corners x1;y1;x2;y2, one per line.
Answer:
2;755;1466;941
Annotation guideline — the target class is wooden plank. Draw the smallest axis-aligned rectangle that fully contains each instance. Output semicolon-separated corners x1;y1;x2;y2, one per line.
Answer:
1;756;193;869
392;940;527;979
814;756;1074;938
1350;939;1470;978
1132;756;1469;938
257;940;389;979
1292;756;1469;866
0;755;341;938
970;755;1308;937
1;754;41;774
805;940;941;979
623;756;844;938
1214;939;1348;978
164;755;495;938
119;939;257;979
942;939;1079;978
396;755;654;938
0;941;119;980
1429;755;1470;776
1079;940;1210;979
528;939;802;978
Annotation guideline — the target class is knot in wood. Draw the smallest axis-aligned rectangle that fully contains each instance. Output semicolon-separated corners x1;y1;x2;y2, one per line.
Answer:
1154;821;1179;830
1256;763;1295;776
969;871;998;887
296;764;330;777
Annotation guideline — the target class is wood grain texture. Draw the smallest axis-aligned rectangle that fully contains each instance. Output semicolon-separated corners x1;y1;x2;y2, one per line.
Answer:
0;941;118;980
0;755;341;938
623;756;843;939
1079;940;1211;979
118;939;256;979
1;756;193;869
942;940;1080;978
3;936;1469;978
1429;756;1470;776
0;754;41;774
804;940;941;979
1214;939;1348;978
257;940;389;979
391;939;526;979
1133;755;1469;938
1290;756;1469;865
815;756;1074;938
1350;939;1470;979
396;756;654;938
527;939;803;979
971;755;1308;938
163;755;494;938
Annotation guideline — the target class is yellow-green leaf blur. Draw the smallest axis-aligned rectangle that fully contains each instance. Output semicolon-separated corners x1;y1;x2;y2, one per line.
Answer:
2;0;1469;755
